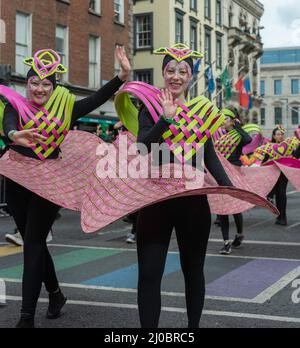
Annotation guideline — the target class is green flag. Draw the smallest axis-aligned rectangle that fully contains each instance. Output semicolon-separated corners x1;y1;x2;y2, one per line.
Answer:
220;67;232;101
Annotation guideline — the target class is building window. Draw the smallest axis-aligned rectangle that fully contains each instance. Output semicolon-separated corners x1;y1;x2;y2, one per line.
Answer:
175;11;184;43
292;106;299;125
114;0;125;24
205;0;211;19
55;25;69;82
229;6;233;27
205;77;211;100
252;111;258;124
261;108;266;126
134;69;153;85
274;80;282;95
0;19;6;44
114;47;121;78
89;0;101;14
260;80;265;96
135;14;152;50
205;28;211;64
216;34;222;69
190;21;197;51
190;0;197;11
216;0;222;26
274;107;282;124
89;36;100;89
291;79;299;95
15;12;32;75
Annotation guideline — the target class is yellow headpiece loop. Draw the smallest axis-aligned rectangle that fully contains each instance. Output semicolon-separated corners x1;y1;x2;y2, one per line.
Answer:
23;49;67;80
275;125;286;134
153;43;203;63
221;108;236;120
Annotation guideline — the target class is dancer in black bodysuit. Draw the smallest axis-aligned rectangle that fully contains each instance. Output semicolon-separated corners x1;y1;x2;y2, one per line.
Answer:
218;107;252;255
136;46;233;328
0;47;131;328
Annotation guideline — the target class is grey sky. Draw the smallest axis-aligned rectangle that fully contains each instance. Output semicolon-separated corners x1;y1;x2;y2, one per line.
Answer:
261;0;300;48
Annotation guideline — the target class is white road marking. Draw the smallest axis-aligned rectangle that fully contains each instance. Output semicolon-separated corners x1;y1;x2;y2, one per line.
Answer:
244;217;275;229
46;244;299;262
253;266;300;304
0;242;295;261
209;239;300;247
2;276;297;305
288;222;300;230
4;295;300;324
2;242;300;305
287;191;298;196
2;278;258;303
98;225;132;236
202;310;300;324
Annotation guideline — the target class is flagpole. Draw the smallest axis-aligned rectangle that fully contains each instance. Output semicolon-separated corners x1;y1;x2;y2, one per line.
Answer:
189;60;217;91
212;66;249;102
192;56;235;94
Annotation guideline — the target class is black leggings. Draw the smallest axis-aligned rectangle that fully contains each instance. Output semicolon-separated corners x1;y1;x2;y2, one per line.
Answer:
6;179;60;316
136;195;211;328
219;214;243;242
270;174;288;219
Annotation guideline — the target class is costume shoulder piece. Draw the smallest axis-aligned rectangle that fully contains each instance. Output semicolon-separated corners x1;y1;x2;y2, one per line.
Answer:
214;123;261;159
255;137;300;162
115;81;224;163
0;84;75;160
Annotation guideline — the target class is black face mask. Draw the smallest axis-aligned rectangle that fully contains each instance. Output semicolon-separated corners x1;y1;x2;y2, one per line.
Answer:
162;55;194;74
26;68;56;89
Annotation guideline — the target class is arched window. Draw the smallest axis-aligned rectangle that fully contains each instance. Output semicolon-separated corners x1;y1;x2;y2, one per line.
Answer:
252;20;257;35
239;11;244;26
243;55;249;73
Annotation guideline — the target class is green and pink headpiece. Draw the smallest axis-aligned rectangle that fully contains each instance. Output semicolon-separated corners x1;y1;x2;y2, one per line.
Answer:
154;43;203;63
23;49;67;81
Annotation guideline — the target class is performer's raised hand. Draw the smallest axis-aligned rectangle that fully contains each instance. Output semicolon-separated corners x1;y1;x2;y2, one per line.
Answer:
158;89;179;120
115;45;131;82
11;129;47;148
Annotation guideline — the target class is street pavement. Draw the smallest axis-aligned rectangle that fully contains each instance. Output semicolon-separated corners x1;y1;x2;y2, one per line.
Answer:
0;188;300;328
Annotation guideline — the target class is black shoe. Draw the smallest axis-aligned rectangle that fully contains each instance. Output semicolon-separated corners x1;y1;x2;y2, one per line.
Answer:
232;235;244;248
15;314;34;328
214;217;221;226
219;243;232;255
275;217;287;226
122;216;132;223
46;290;67;319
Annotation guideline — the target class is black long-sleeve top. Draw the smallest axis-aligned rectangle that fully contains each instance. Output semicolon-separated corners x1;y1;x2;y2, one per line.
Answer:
3;76;124;160
227;124;252;167
137;107;232;187
293;143;300;159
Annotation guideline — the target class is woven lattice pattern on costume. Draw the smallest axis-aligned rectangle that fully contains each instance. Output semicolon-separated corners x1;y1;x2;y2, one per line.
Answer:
0;85;75;160
115;81;225;163
255;137;300;161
